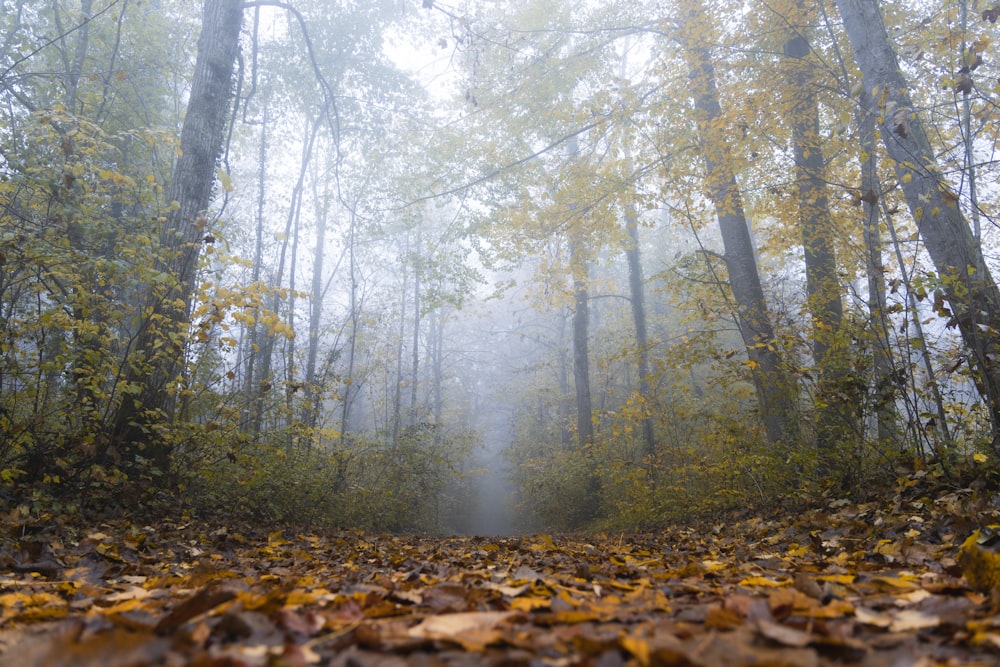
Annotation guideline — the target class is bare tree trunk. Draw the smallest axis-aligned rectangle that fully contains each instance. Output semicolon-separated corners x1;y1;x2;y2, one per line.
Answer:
571;291;592;445
249;113;319;440
243;103;267;436
392;235;409;446
110;0;242;475
283;164;302;451
556;307;572;448
856;91;898;448
782;14;854;470
569;230;600;521
570;235;593;448
340;207;360;445
51;0;93;113
303;158;328;433
429;308;445;430
623;201;655;459
677;0;799;448
409;228;422;424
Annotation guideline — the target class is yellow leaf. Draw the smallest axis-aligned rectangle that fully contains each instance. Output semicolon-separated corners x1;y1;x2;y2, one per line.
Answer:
510;597;551;611
217;168;234;192
869;575;918;590
738;576;787;588
95;598;145;615
620;635;650;666
958;530;1000;591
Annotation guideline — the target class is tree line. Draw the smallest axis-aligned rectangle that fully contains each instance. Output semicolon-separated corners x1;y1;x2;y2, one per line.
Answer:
1;0;998;530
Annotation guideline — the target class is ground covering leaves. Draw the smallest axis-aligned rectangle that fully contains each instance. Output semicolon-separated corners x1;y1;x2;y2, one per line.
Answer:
3;472;1000;666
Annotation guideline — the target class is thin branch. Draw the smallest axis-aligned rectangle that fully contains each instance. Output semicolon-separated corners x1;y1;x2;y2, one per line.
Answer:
394;117;609;209
241;0;341;162
0;0;120;84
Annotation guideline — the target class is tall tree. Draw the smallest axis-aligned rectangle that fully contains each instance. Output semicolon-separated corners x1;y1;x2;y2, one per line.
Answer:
110;0;243;474
565;137;594;448
617;44;656;461
856;89;898;448
779;0;854;466
623;199;655;459
675;0;799;448
570;234;594;447
834;0;1000;444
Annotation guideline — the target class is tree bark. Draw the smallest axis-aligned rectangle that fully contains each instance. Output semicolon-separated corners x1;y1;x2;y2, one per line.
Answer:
62;0;92;112
409;228;422;425
834;0;1000;443
677;0;799;447
303;158;328;433
556;306;572;448
856;90;898;448
340;207;360;445
242;102;268;436
110;0;242;475
782;15;855;467
391;235;409;446
570;235;593;448
623;201;655;459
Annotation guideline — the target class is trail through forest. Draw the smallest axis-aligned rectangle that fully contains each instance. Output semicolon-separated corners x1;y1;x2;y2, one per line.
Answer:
3;471;1000;666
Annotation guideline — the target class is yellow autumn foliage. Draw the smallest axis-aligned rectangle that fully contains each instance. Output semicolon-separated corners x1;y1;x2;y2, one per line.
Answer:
958;531;1000;591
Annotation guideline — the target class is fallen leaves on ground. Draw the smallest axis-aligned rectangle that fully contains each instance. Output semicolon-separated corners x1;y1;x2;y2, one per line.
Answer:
3;478;1000;665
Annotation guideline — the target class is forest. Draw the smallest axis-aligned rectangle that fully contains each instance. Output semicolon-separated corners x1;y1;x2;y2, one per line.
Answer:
4;0;1000;663
0;0;997;532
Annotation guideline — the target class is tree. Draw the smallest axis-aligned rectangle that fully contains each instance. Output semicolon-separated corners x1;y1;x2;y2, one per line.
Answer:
856;88;900;449
834;0;1000;446
0;0;196;483
674;0;799;448
622;198;655;459
779;0;855;470
617;44;656;461
109;0;243;475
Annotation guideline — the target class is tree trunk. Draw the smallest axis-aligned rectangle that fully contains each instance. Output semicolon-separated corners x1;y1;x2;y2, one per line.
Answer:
782;15;854;468
835;0;1000;444
429;308;445;432
556;306;572;448
303;158;328;433
570;235;593;448
409;228;422;424
52;0;92;113
856;90;898;448
340;207;360;445
391;235;409;446
283;159;302;451
623;201;656;459
242;102;268;436
677;0;799;447
110;0;242;475
250;113;318;440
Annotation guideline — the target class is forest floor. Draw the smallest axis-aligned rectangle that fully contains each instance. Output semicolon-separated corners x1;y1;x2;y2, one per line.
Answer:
2;470;1000;666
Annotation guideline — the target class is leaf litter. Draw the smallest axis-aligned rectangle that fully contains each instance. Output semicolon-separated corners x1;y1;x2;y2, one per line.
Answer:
3;473;1000;665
